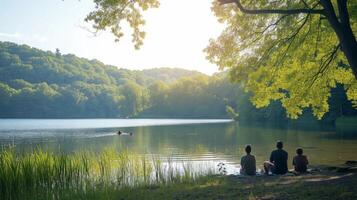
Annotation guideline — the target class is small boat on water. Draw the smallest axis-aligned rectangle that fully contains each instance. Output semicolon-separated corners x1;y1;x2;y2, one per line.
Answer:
117;131;133;136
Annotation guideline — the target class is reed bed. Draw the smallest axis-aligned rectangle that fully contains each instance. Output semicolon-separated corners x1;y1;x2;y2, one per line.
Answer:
0;147;216;199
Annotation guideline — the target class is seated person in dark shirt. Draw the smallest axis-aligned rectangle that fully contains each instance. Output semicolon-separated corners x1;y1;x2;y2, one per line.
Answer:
263;141;288;175
293;148;309;173
240;144;256;176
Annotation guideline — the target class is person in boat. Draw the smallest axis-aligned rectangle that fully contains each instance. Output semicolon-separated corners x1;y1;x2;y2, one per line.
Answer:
293;147;309;174
240;144;256;176
117;131;133;136
263;141;288;175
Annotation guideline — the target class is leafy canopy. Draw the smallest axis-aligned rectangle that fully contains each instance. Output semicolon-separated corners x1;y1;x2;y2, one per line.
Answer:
205;0;357;119
85;0;357;119
85;0;160;49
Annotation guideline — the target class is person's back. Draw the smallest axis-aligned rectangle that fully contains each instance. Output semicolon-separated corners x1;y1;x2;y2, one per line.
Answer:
293;148;308;173
240;145;256;175
270;149;288;174
241;154;256;175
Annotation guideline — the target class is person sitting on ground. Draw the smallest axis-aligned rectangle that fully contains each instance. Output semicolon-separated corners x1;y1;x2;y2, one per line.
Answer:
293;148;309;174
240;144;256;176
263;141;288;175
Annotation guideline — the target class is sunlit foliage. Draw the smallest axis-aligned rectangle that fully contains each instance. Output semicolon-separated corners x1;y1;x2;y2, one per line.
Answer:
0;42;237;118
205;0;357;119
85;0;160;49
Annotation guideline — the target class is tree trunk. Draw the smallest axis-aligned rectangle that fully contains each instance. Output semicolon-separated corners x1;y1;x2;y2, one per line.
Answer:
338;26;357;79
321;0;357;79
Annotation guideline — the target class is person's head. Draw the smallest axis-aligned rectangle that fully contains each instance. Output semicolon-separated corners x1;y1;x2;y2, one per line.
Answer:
245;144;252;154
276;141;283;149
296;148;303;155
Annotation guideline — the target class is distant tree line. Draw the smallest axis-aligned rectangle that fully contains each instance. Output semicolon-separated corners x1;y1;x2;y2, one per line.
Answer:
0;42;355;123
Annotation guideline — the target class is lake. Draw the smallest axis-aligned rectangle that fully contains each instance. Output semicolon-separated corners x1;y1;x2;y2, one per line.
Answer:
0;119;357;174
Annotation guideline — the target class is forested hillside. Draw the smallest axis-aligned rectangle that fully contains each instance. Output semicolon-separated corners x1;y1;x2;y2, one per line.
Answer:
140;68;204;83
0;42;238;118
0;41;356;123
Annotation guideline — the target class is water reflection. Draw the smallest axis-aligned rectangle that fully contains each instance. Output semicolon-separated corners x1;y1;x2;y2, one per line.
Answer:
0;120;357;174
330;126;357;139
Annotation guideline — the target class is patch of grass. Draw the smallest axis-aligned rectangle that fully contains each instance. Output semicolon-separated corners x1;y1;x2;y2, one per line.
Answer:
0;147;215;199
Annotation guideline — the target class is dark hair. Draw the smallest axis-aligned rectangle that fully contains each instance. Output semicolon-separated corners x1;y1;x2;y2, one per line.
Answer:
245;145;252;154
296;148;303;155
276;141;283;149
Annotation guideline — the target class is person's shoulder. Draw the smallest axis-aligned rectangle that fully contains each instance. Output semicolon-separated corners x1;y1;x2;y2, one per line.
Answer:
271;149;278;154
248;154;255;159
241;155;248;160
273;149;285;154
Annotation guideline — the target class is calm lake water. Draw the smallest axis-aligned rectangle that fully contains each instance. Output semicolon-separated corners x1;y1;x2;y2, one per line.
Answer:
0;119;357;174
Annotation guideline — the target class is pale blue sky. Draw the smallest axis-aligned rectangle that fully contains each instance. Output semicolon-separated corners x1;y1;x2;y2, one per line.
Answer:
0;0;224;74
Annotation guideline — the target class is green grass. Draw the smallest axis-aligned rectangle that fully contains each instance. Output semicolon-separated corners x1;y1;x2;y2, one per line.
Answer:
0;147;216;199
110;173;357;200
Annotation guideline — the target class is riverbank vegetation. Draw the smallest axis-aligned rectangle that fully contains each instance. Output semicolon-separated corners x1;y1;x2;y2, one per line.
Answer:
1;146;356;199
0;42;356;125
0;147;215;199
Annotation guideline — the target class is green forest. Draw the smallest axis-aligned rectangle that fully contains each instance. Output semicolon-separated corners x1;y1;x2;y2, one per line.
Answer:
0;41;356;123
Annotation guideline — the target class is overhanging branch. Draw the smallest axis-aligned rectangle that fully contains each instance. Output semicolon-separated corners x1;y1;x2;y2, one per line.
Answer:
218;0;325;15
309;44;341;88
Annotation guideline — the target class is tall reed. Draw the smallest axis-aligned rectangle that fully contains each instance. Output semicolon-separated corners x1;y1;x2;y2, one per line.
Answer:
0;147;216;199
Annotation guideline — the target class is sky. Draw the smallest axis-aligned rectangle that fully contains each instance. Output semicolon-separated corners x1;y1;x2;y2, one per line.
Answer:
0;0;225;75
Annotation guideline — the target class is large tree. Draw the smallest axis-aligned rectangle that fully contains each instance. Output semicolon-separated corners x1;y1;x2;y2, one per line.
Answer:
85;0;357;119
205;0;357;119
217;0;357;78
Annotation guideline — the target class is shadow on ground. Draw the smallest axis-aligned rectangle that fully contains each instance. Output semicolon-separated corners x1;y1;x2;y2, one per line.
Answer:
119;172;357;200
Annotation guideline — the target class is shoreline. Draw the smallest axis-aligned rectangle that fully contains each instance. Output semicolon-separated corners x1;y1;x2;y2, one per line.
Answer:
0;145;356;199
112;167;357;200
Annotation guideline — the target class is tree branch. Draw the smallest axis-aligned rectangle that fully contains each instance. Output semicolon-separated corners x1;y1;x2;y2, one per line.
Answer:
254;14;289;35
301;0;309;8
218;0;325;15
256;15;309;67
319;0;342;33
314;17;322;57
268;15;311;80
309;44;340;88
274;15;312;67
337;0;350;27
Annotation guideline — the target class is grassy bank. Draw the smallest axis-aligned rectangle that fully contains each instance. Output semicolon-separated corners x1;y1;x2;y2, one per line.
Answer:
1;148;356;199
121;172;357;200
6;171;355;199
0;148;215;199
